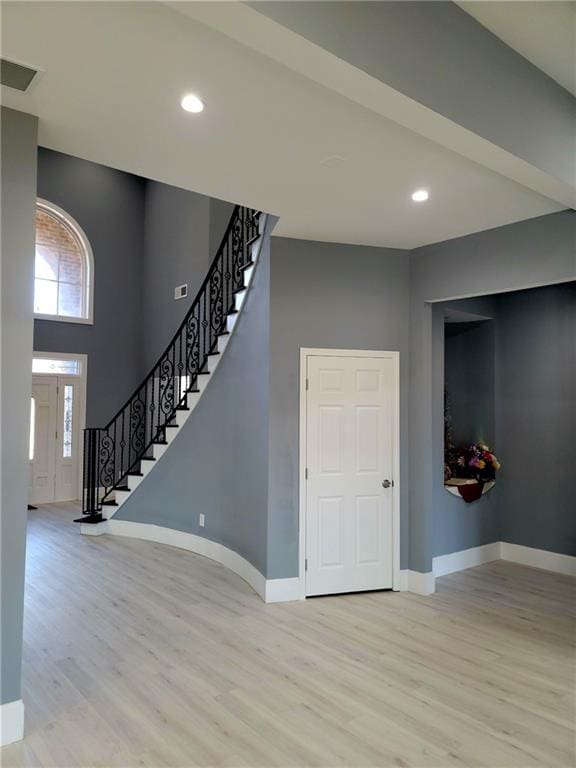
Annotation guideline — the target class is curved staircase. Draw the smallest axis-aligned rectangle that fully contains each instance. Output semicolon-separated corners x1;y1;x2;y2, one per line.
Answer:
77;206;267;525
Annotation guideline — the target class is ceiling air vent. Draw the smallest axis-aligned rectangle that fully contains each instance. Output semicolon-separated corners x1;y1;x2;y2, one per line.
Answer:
1;59;39;92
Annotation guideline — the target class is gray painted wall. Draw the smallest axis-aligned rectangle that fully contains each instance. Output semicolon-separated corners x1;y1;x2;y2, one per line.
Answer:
209;198;236;255
496;283;576;556
141;183;211;371
267;236;410;577
34;149;146;426
252;1;575;186
411;211;576;571
34;150;235;425
445;321;495;448
1;108;38;705
116;221;274;577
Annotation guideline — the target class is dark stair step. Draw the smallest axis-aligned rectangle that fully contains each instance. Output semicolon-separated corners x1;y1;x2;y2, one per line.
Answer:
102;500;118;507
73;513;104;524
128;471;143;477
166;423;179;429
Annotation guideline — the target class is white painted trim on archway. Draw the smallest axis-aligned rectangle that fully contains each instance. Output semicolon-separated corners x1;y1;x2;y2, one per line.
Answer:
0;699;24;746
298;348;401;599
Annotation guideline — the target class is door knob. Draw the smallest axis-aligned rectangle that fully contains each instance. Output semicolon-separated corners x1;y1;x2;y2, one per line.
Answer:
382;479;392;489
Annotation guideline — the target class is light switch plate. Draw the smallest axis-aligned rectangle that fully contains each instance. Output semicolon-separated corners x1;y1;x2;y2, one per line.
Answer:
175;284;188;300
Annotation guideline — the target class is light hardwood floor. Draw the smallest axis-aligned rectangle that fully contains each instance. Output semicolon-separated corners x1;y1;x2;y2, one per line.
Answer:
2;503;575;768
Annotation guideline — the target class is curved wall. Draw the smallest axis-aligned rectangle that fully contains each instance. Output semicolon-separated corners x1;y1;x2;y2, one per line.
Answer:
115;224;273;577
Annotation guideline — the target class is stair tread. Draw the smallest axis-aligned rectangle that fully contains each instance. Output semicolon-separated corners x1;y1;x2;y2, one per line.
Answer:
102;500;118;506
74;514;104;524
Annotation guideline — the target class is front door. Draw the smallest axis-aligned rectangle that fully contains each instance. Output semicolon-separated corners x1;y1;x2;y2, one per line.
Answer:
29;375;82;504
29;376;58;504
305;354;396;596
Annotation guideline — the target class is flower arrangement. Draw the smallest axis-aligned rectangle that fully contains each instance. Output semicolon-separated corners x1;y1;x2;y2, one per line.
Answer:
448;442;501;483
444;390;501;485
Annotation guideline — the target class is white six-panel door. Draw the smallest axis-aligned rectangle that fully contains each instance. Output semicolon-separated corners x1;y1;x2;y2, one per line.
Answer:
305;353;396;596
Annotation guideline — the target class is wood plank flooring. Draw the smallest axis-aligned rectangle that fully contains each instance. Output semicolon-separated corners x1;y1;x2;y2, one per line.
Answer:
2;503;575;767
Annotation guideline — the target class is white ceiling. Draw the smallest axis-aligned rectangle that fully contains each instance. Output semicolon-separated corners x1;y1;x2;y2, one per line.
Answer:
1;1;563;249
458;1;576;96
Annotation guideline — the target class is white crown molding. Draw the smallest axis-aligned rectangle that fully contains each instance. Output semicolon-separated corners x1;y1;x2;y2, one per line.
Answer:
0;699;24;747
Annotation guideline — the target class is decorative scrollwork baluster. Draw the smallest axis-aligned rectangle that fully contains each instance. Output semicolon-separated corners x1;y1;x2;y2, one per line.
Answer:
82;206;264;516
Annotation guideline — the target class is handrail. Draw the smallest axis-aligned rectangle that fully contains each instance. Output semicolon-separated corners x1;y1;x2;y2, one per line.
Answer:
81;205;262;519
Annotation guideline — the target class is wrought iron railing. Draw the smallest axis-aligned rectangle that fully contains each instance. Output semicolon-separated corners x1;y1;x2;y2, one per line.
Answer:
80;206;262;520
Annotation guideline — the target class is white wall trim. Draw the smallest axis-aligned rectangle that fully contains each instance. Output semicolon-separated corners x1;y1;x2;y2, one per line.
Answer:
429;541;576;580
433;541;502;577
264;577;302;603
501;542;576;577
399;569;436;595
298;348;401;599
81;519;302;603
0;699;24;747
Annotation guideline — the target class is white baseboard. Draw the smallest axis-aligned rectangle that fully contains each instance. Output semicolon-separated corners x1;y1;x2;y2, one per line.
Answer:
399;569;436;595
264;577;303;603
0;699;24;746
501;542;576;576
81;520;301;603
433;541;502;577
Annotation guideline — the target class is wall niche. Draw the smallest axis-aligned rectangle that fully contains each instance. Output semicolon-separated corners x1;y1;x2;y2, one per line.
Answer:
444;308;496;501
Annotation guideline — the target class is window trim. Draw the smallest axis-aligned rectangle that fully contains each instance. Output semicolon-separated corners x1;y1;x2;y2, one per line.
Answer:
34;198;94;325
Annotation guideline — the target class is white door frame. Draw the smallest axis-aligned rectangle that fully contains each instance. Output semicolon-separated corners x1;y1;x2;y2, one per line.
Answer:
298;348;401;598
32;351;88;501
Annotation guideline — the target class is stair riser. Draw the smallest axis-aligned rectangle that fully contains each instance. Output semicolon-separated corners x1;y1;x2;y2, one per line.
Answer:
127;475;144;491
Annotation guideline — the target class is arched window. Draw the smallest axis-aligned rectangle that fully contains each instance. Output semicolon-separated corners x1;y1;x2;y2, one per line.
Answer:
34;200;93;323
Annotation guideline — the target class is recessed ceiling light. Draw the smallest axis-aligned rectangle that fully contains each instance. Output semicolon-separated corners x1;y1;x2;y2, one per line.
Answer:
411;189;429;202
181;94;205;113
